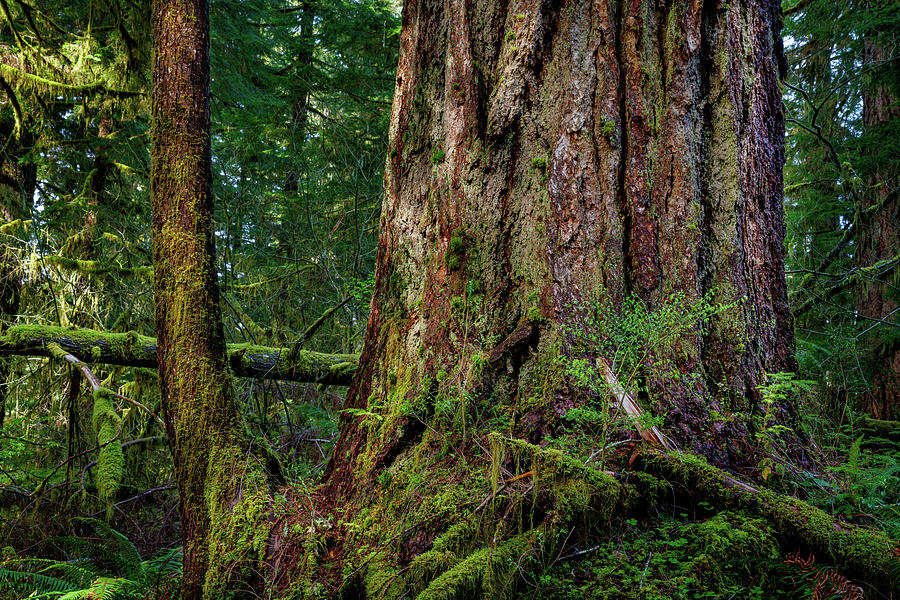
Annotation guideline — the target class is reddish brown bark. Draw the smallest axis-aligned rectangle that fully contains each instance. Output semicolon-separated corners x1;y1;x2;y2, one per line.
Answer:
327;0;795;498
151;1;270;597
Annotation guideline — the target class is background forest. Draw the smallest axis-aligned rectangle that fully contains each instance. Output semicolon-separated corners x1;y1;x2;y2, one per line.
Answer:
0;0;898;598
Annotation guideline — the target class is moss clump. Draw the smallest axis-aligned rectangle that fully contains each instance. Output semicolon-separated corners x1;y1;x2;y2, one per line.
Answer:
431;146;445;165
202;444;275;596
601;119;616;139
518;511;780;599
445;228;467;272
0;219;31;234
489;434;631;524
641;450;900;592
417;531;534;600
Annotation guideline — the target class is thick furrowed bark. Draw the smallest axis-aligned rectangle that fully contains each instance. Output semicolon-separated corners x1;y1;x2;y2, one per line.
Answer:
857;23;900;419
0;324;357;385
328;0;796;499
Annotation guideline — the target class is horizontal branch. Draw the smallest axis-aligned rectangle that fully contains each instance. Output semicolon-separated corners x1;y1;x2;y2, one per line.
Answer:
0;325;357;386
792;254;900;318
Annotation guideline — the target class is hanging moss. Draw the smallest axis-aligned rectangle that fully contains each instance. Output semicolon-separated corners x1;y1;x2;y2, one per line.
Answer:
0;219;31;235
92;387;124;517
43;255;154;279
416;531;534;600
489;433;632;524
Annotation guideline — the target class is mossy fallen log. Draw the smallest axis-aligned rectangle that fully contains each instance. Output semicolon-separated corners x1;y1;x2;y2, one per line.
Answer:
0;324;358;385
857;416;900;440
637;450;900;594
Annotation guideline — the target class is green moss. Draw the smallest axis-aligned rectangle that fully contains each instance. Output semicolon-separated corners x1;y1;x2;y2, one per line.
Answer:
445;227;468;272
417;531;534;600
489;434;631;524
92;387;124;517
201;444;275;596
431;146;446;165
601;119;616;139
643;450;900;591
0;219;31;235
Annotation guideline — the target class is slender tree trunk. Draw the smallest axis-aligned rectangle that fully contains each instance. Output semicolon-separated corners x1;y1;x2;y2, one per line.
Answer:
284;4;315;194
0;121;36;429
857;25;899;419
151;1;276;597
328;0;795;495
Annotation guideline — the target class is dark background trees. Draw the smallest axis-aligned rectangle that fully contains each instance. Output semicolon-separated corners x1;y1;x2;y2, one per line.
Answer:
1;0;899;598
783;0;900;420
0;0;397;556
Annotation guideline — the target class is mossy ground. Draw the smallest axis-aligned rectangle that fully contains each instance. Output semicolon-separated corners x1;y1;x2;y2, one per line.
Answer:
271;424;898;600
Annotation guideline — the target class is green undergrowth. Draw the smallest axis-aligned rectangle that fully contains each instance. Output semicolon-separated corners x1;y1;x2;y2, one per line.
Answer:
0;518;181;600
512;511;782;600
796;418;900;539
305;434;900;599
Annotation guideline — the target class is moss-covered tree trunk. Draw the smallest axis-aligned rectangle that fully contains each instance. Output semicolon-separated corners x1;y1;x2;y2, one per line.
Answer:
307;3;900;596
328;0;794;493
151;1;275;597
857;25;899;419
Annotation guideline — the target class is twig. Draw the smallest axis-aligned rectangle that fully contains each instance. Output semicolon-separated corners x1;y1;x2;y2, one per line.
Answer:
88;484;177;517
557;544;602;562
638;552;652;589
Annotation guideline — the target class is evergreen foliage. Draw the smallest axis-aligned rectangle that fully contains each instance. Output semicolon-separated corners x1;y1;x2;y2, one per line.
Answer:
783;0;900;413
0;518;181;599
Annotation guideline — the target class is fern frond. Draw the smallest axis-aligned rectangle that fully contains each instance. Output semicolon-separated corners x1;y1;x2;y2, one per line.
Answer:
72;517;142;579
0;565;79;594
38;559;97;588
57;589;96;600
142;546;182;578
86;576;137;600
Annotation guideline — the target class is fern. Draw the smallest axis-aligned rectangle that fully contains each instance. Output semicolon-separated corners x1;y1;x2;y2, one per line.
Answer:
72;518;142;580
0;565;79;594
1;523;181;599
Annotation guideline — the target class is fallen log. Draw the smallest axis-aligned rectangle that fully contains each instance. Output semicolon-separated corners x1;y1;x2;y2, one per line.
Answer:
0;324;358;385
636;449;899;594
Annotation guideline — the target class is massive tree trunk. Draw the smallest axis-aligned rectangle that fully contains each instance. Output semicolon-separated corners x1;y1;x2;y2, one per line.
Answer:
856;23;899;419
298;2;900;596
151;1;276;597
329;0;795;490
